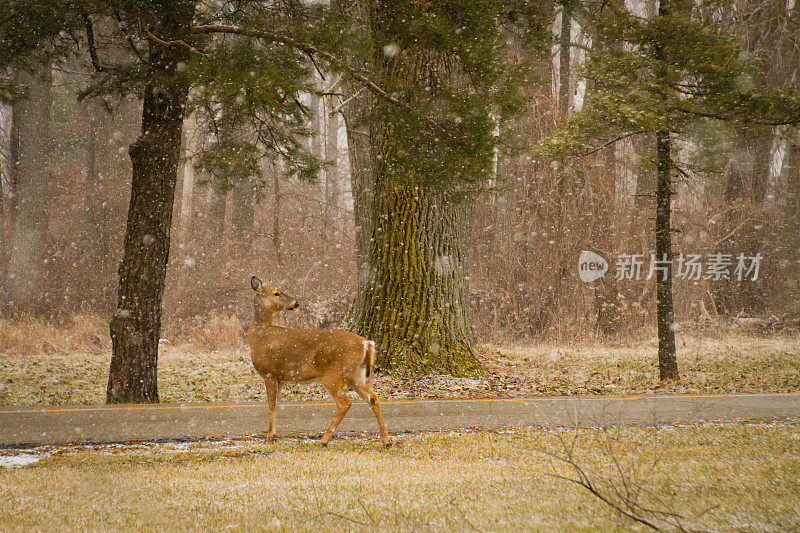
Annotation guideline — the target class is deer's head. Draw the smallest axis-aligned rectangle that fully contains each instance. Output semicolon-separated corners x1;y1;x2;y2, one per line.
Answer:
251;276;299;321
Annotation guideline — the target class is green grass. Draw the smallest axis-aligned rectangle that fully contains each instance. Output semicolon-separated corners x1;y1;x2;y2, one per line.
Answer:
1;424;798;531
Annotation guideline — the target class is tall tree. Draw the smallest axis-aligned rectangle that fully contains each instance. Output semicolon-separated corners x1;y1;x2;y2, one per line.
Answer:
334;0;534;375
541;0;800;380
7;66;51;311
1;1;321;401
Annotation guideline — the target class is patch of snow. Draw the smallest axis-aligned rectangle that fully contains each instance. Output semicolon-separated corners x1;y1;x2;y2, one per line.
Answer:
0;453;43;468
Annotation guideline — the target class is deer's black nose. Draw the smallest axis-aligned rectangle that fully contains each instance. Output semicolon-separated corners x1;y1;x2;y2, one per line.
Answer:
291;301;299;309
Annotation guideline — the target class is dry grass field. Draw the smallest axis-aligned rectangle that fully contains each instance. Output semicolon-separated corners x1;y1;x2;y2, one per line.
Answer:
1;314;798;405
1;423;798;531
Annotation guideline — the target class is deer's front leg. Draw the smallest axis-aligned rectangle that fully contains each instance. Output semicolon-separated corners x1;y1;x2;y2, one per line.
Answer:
264;376;280;442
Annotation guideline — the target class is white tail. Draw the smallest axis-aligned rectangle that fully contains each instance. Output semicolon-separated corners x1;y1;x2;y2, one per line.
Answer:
246;276;389;447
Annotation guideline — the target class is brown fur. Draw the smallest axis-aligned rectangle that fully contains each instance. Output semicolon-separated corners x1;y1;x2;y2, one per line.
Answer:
246;276;390;446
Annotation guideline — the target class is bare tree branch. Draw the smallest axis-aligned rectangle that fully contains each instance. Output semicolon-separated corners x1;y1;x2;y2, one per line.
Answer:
141;24;210;58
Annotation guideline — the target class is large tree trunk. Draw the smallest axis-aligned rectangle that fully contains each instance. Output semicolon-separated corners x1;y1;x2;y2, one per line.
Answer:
7;66;51;312
350;182;481;375
349;65;481;375
335;0;482;376
655;131;679;380
107;7;192;403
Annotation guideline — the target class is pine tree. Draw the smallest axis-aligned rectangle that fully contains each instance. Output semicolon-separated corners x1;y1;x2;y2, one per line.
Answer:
330;0;537;375
0;1;327;402
541;0;800;380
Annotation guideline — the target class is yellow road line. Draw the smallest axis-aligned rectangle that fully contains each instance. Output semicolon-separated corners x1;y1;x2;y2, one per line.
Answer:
1;392;798;415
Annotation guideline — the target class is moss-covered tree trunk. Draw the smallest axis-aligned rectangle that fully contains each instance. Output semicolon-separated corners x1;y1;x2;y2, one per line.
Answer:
348;61;481;374
107;4;193;403
335;0;484;376
349;182;480;376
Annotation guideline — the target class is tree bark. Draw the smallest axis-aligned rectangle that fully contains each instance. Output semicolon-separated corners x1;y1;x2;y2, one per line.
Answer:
7;65;52;312
107;6;192;403
651;0;679;381
0;106;9;291
348;55;481;374
350;182;481;375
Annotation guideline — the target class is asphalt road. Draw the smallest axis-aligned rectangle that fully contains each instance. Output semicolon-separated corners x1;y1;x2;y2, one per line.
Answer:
1;393;798;447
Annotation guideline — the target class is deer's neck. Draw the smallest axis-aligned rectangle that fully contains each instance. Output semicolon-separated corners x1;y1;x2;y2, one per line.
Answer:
253;304;276;325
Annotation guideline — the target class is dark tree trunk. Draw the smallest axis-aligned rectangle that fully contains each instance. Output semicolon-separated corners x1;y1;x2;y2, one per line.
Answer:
0;161;5;291
652;0;679;381
107;6;192;403
655;131;679;380
782;137;800;310
7;66;51;312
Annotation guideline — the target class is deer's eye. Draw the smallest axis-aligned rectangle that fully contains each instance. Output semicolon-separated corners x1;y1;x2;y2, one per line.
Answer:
273;291;280;296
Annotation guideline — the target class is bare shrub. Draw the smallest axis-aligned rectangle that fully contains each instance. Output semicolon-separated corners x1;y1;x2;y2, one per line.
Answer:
0;313;108;355
175;313;246;351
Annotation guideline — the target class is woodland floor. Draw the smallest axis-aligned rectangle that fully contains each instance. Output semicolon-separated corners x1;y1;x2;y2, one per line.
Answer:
1;423;798;531
1;317;798;405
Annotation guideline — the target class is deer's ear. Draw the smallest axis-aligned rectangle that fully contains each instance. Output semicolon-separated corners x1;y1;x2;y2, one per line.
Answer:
250;276;262;292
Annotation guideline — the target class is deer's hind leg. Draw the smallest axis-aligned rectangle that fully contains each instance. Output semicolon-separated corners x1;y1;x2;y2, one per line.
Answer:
318;379;351;446
352;383;390;447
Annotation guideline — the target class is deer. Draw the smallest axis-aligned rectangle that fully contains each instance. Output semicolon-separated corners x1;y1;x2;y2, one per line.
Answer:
246;276;390;447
